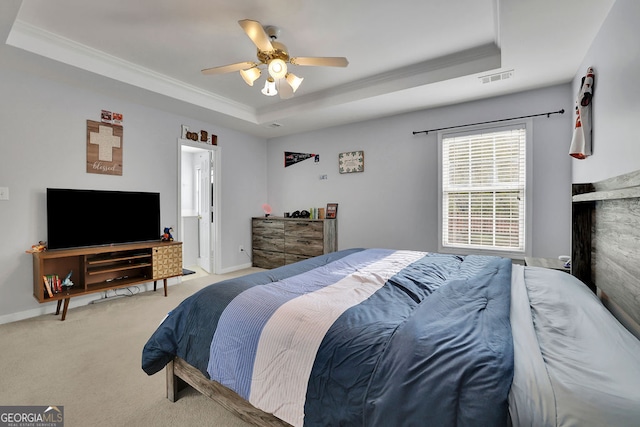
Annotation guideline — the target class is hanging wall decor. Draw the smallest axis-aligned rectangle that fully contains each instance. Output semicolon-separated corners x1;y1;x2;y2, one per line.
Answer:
569;67;595;159
285;152;319;167
338;150;364;173
86;120;123;176
180;125;217;145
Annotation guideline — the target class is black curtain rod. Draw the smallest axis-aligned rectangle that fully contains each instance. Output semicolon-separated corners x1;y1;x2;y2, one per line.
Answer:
412;108;565;135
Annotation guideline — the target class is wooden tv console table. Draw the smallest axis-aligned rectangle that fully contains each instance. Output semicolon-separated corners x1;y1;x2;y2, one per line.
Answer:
32;241;182;320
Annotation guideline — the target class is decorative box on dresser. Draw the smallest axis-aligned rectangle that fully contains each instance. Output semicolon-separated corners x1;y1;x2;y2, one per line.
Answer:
252;217;337;269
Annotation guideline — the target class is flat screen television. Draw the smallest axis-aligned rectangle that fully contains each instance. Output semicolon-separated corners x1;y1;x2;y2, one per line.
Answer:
47;188;161;250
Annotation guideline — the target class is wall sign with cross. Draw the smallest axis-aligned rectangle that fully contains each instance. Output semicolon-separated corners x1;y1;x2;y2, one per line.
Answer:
86;120;123;176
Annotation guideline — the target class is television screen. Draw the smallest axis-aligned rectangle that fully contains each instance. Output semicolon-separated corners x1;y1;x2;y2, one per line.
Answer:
47;188;161;250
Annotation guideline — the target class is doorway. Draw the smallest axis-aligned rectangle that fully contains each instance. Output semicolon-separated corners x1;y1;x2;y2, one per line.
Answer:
178;139;221;275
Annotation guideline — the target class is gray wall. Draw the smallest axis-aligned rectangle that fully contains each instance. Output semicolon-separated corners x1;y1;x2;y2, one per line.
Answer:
571;0;640;183
0;45;267;323
266;85;573;258
4;0;637;323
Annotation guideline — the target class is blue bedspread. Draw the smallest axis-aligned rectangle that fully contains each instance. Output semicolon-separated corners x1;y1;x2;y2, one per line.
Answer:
142;248;513;426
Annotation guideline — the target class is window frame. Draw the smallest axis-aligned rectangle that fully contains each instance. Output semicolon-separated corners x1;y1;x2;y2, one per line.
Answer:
437;120;533;258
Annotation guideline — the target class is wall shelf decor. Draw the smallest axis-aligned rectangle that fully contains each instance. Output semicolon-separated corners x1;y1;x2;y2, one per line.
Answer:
338;151;364;173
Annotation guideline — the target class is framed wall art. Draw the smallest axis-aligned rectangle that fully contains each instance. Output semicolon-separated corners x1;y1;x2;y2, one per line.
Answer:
326;203;338;219
86;120;123;176
338;150;364;173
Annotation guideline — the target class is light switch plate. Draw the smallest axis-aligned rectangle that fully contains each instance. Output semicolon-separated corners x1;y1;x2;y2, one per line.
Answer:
0;187;9;200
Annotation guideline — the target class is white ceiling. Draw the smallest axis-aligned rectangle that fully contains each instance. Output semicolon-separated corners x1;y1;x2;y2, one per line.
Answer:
4;0;615;138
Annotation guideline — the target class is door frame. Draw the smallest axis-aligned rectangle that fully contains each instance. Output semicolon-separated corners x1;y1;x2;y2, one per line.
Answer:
177;138;221;274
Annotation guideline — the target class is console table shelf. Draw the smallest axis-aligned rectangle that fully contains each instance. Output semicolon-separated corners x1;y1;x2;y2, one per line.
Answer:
32;241;182;320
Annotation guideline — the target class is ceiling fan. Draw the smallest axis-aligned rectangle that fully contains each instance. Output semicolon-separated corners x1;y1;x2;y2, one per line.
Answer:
201;19;349;99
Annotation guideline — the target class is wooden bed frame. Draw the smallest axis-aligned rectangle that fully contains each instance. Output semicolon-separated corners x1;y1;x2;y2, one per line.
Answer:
572;169;640;338
165;169;640;425
166;357;291;426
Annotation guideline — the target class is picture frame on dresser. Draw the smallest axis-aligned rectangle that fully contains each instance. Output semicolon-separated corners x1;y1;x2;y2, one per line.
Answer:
326;203;338;219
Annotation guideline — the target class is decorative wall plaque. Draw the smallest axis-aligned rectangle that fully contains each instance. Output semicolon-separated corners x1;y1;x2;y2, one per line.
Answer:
87;120;123;176
338;150;364;173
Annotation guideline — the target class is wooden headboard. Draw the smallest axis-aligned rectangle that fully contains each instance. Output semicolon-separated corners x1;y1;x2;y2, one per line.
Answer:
572;169;640;338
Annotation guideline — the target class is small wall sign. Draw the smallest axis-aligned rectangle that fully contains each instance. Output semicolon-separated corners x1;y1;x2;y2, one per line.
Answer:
87;120;123;176
338;150;364;173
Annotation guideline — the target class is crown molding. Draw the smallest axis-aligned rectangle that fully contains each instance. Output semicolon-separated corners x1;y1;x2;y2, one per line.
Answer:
6;19;258;123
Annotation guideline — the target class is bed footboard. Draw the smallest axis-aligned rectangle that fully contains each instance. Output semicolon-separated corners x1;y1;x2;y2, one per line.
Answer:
166;357;292;427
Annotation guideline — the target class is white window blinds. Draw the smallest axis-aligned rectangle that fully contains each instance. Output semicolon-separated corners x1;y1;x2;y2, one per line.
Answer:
441;125;526;252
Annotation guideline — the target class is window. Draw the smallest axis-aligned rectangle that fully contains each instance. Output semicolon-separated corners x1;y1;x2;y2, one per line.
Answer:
439;123;529;255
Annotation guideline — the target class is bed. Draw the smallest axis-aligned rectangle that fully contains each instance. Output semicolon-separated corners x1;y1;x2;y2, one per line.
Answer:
142;169;640;427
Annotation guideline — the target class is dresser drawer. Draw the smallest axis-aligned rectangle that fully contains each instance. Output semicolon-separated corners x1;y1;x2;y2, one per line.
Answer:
285;220;324;256
284;238;324;257
252;218;284;251
252;249;285;269
285;220;324;239
285;253;312;265
253;218;285;232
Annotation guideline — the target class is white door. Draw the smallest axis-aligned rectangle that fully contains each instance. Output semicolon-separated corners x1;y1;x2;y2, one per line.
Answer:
178;140;220;275
196;151;213;273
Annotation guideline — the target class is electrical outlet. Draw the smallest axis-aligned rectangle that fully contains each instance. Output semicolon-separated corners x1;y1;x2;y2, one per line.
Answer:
239;244;244;253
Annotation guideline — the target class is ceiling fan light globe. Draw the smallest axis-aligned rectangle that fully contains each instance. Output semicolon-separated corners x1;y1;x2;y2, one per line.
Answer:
240;67;261;86
261;78;278;96
268;59;288;80
285;73;304;92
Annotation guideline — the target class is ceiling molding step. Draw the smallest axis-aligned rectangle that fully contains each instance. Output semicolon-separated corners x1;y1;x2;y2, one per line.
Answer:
257;43;501;125
6;19;259;124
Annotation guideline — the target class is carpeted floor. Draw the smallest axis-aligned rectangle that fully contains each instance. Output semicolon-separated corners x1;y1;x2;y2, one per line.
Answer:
0;268;263;427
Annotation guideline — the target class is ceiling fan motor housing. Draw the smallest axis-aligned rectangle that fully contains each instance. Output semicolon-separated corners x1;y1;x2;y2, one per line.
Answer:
257;40;289;65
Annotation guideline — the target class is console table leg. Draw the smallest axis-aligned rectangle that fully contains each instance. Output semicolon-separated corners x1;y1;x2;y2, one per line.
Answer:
60;298;70;321
164;278;168;297
153;280;157;292
55;299;62;315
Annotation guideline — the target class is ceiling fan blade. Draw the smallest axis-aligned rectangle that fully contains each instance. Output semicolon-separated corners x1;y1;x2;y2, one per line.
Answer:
238;19;274;52
201;62;257;75
290;57;349;67
277;78;294;99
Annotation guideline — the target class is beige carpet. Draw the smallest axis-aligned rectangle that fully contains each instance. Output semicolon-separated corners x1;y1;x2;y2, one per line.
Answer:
0;269;264;427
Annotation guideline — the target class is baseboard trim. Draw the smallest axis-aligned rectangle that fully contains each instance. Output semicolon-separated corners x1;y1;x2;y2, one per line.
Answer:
0;278;181;325
218;262;253;275
1;263;254;325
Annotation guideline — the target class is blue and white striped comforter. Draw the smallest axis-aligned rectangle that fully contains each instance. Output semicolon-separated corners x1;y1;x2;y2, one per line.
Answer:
143;248;513;426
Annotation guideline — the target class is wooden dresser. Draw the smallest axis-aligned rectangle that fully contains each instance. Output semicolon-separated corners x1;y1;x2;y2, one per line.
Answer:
252;217;337;269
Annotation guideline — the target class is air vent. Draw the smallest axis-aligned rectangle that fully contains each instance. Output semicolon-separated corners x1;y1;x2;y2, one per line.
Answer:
268;122;282;128
480;69;514;84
